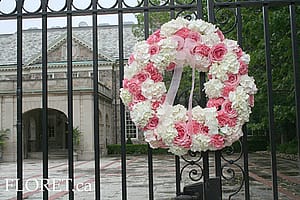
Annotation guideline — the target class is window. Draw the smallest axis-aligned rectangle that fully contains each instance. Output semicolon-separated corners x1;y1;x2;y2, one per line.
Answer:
72;72;79;78
125;111;138;139
48;116;56;139
47;73;55;79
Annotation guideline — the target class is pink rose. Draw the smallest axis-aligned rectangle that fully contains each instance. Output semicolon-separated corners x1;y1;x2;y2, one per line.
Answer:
192;44;210;56
151;101;161;110
145;116;159;130
238;61;248;75
235;47;243;58
150;71;163;82
249;95;255;107
128;54;135;64
187;120;201;135
225;74;240;87
172;35;185;50
209;43;228;62
144;62;156;73
166;62;176;71
217;110;237;127
128;78;141;95
210;134;225;149
188;31;201;42
123;79;129;89
221;100;238;118
222;85;235;97
207;97;225;110
147;30;162;44
134;71;150;83
200;125;209;135
149;44;160;55
173;122;191;149
133;93;146;103
216;29;225;41
175;27;191;39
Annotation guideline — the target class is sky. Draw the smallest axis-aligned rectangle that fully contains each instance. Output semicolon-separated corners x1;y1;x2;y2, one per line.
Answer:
0;0;139;34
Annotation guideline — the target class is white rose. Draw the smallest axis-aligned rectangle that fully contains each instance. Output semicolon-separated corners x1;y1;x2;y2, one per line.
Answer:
204;78;224;98
192;106;205;122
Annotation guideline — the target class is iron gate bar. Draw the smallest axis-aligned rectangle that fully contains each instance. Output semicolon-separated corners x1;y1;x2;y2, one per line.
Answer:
262;5;279;200
143;1;155;199
214;0;300;8
41;0;49;198
118;0;127;199
67;0;74;199
235;3;250;199
92;0;101;199
289;3;300;168
16;0;23;199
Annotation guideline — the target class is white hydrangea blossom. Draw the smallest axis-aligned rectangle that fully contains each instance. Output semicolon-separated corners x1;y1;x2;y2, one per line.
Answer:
204;78;224;98
160;17;189;37
141;79;166;100
209;62;229;81
124;62;139;79
172;104;188;122
240;52;250;65
239;75;258;94
191;134;211;152
119;88;132;105
130;101;154;127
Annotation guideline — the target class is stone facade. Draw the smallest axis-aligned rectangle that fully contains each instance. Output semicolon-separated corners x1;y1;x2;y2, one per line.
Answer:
0;24;137;161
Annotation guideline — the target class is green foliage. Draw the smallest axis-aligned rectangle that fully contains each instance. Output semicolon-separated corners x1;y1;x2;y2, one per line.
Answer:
72;126;82;147
277;139;298;155
0;129;9;149
107;144;169;155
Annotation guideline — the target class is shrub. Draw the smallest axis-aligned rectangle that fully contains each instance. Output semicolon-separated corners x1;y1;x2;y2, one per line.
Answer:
107;144;169;155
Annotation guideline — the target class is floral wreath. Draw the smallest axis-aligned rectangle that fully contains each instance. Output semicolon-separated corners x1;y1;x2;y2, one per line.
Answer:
120;18;257;156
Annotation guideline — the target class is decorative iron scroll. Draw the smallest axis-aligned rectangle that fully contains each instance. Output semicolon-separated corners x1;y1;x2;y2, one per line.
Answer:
180;151;203;182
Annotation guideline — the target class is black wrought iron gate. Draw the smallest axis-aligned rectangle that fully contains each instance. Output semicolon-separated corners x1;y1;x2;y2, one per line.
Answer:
0;0;299;200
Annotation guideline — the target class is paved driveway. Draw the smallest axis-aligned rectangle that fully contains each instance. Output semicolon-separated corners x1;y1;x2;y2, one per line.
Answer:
0;153;299;199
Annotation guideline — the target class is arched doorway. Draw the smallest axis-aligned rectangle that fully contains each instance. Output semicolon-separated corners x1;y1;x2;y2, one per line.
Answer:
23;108;68;158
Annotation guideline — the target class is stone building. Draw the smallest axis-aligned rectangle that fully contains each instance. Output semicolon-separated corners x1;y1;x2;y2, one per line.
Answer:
0;23;138;161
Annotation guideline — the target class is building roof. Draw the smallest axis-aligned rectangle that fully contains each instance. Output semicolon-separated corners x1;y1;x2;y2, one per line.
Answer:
0;24;137;66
